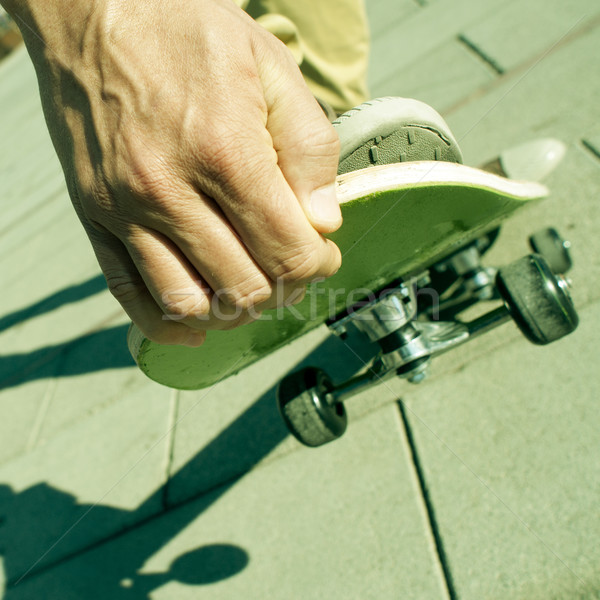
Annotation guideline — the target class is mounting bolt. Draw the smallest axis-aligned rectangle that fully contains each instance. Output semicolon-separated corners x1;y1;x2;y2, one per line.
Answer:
397;359;431;384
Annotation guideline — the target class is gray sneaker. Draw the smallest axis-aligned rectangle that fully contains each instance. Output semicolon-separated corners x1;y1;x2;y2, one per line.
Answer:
333;97;463;175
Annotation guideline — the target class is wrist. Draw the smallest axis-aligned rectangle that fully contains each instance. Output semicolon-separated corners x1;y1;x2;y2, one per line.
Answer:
1;0;99;62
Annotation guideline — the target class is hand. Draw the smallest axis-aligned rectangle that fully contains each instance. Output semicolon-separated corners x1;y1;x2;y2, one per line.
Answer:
16;0;342;346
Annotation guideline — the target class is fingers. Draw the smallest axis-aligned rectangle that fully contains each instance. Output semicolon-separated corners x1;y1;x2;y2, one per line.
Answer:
122;226;258;331
146;190;274;310
88;222;306;344
87;228;208;347
188;154;342;289
181;98;342;292
252;35;343;234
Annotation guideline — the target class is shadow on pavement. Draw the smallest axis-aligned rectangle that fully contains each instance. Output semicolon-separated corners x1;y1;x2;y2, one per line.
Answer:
0;273;136;391
0;324;135;391
0;327;375;597
0;275;107;335
0;483;250;597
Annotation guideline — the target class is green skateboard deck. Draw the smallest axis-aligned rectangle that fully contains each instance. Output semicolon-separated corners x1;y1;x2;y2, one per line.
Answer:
128;161;548;390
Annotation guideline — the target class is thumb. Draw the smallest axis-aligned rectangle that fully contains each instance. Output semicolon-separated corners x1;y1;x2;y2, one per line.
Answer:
256;41;343;233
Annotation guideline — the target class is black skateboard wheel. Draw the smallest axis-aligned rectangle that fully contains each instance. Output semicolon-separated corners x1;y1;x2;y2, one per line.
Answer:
277;367;347;448
496;254;578;345
529;227;572;274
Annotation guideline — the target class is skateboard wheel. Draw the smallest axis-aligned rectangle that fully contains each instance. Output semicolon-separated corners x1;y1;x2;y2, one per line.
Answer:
496;254;578;345
529;227;572;274
277;367;347;448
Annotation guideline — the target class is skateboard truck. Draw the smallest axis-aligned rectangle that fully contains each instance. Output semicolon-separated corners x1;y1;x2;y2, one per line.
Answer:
277;228;578;448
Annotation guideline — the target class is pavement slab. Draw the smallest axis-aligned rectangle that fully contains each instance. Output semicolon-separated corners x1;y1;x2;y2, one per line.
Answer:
367;0;505;95
4;404;450;600
442;14;600;156
0;373;53;464
0;1;599;599
367;0;421;39
0;378;171;582
443;21;600;310
370;38;496;112
166;323;394;506
459;0;598;74
400;301;600;599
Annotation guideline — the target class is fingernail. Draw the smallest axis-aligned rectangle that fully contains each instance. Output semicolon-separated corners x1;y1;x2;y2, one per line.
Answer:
310;184;342;226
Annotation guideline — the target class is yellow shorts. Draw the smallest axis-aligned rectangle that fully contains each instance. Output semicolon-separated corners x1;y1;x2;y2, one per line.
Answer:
236;0;369;113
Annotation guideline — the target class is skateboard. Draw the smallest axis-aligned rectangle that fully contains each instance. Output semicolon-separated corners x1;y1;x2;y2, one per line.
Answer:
128;161;578;445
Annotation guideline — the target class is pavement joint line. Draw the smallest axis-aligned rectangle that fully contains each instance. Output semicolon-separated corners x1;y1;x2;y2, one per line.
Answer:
397;400;587;589
443;12;600;119
5;466;248;589
25;377;57;451
10;344;257;586
8;301;593;588
457;33;505;76
337;330;586;587
369;0;526;96
451;14;589;143
581;138;600;162
397;400;456;600
160;387;180;509
2;6;597;594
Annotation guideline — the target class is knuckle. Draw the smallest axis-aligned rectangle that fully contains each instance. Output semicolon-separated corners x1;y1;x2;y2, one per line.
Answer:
126;157;173;202
107;135;180;209
300;124;340;159
197;128;245;183
105;274;145;306
122;164;181;214
72;149;176;224
211;311;255;332
191;117;270;191
218;289;271;311
270;242;324;283
215;274;272;310
161;288;211;322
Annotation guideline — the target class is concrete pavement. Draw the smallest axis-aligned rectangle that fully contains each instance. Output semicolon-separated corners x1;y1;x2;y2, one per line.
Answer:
1;0;599;598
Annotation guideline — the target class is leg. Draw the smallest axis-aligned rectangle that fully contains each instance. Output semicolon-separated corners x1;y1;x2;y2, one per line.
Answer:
239;0;370;113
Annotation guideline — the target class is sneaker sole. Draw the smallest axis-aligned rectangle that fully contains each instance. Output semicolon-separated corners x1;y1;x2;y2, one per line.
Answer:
333;97;463;175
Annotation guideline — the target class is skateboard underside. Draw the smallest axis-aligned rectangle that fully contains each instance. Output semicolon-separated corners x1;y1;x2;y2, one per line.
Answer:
128;162;548;389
